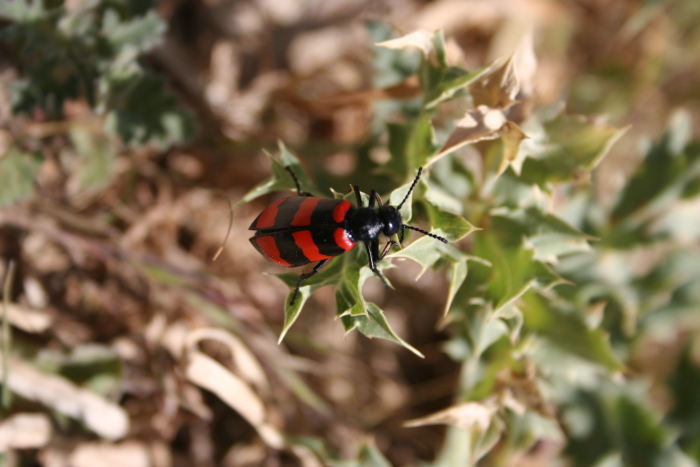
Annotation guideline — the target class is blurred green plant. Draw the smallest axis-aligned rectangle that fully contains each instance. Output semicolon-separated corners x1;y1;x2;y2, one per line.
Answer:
0;0;193;147
0;0;194;206
244;27;700;466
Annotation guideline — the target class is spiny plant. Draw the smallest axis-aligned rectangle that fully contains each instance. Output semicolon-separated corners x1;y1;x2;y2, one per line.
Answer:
243;25;700;466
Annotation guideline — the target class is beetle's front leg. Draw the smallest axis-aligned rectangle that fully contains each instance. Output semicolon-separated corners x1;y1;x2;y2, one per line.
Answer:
364;239;391;290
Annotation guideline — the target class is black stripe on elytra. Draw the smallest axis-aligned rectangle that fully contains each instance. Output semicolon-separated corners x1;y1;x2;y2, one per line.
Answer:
262;230;312;267
309;198;352;226
270;197;306;230
310;225;348;257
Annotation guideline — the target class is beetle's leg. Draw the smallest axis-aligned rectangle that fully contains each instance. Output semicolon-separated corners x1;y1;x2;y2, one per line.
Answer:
368;189;380;208
378;239;398;260
364;239;392;290
352;185;363;207
290;259;329;305
285;166;313;197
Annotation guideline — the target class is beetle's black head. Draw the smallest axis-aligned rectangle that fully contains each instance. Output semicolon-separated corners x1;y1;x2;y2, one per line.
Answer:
379;206;402;237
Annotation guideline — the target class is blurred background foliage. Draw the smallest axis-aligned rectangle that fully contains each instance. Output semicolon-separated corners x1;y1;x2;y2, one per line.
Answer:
1;0;699;466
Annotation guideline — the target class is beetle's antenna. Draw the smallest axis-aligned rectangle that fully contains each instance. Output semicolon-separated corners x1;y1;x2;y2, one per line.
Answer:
285;166;310;196
397;167;423;211
402;224;448;243
211;190;234;262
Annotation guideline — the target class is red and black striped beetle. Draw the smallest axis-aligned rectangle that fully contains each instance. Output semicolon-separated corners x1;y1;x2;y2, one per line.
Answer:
249;167;448;304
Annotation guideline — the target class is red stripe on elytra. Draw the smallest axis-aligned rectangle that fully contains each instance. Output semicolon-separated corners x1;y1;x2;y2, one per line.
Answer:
293;230;331;262
255;198;285;229
254;236;291;266
291;197;319;226
334;228;355;251
333;200;352;223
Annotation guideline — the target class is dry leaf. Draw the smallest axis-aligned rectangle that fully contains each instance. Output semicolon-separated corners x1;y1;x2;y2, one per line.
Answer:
0;354;129;440
496;366;554;418
67;441;154;467
497;121;530;175
376;29;439;65
404;398;498;431
432;105;507;161
184;329;283;449
470;55;520;110
186;328;269;393
0;303;53;333
0;413;52;450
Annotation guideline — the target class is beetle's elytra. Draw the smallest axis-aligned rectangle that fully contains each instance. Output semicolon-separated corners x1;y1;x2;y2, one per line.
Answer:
249;167;447;304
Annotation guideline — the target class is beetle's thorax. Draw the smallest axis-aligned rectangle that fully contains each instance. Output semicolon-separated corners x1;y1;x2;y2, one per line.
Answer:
347;206;402;241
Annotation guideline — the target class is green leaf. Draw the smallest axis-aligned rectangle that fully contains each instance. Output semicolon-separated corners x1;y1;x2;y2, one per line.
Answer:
389;236;446;278
277;258;345;342
667;345;700;448
102;71;194;148
37;344;122;396
69;126;116;189
388;177;417;221
563;385;684;467
388;202;476;279
386;112;439;176
519;114;627;187
0;148;41;206
521;291;622;371
378;29;489;111
354;439;393;467
424;203;478;242
445;260;468;316
327;438;393;467
336;256;375;318
424;65;490;111
369;21;420;89
102;9;165;53
238;142;321;206
341;302;423;358
474;219;562;314
612;134;700;224
0;0;45;21
502;208;594;262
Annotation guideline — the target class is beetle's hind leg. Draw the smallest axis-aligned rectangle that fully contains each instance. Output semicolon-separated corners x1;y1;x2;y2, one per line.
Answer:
290;259;329;305
285;166;313;197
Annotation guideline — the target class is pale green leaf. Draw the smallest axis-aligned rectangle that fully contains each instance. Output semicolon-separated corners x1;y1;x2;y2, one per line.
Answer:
69;126;115;189
521;291;623;371
341;302;423;358
0;148;41;206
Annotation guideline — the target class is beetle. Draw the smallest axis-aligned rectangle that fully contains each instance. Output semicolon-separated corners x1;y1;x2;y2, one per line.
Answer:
249;166;448;304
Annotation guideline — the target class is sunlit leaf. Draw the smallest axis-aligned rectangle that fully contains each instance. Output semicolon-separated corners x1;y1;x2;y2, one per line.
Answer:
102;9;165;53
432;106;507;162
405;399;498;430
469;55;520;110
445;260;468;316
376;29;437;64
